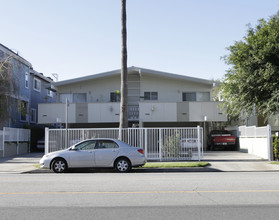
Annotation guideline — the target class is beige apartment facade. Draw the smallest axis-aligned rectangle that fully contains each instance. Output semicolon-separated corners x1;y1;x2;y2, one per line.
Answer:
38;67;227;128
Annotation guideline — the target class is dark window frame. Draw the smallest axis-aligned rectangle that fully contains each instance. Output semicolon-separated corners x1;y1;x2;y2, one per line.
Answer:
110;92;120;102
144;91;158;100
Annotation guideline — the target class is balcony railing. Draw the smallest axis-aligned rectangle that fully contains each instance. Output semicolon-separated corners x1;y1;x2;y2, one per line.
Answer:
128;106;139;121
38;101;226;124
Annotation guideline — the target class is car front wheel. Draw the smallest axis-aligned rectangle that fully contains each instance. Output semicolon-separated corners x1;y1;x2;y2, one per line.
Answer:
115;158;131;173
52;158;68;173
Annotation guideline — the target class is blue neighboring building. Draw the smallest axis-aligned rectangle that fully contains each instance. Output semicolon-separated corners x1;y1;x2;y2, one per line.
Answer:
0;43;56;130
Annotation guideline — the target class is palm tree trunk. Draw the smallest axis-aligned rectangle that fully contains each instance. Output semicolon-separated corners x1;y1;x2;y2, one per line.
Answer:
119;0;128;129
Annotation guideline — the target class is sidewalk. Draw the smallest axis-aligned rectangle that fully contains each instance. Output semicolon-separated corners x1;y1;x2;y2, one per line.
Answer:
0;151;279;173
0;153;43;174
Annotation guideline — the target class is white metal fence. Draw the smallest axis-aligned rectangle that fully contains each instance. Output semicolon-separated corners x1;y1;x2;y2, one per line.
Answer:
238;125;269;138
0;127;30;157
45;127;203;161
0;130;3;152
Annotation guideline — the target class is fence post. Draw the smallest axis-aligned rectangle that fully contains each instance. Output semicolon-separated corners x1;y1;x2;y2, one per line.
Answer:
2;127;5;158
45;127;49;155
159;128;162;161
128;128;130;144
267;124;272;161
197;125;201;161
144;128;147;159
82;129;85;141
201;127;204;157
17;129;19;155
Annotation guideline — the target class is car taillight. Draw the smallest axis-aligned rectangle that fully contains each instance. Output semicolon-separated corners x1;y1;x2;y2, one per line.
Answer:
138;149;144;154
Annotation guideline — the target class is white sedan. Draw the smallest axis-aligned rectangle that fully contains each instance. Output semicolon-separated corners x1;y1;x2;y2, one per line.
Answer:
40;138;146;173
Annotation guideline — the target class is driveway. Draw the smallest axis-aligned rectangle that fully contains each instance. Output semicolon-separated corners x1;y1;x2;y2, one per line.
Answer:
202;151;279;172
202;151;265;161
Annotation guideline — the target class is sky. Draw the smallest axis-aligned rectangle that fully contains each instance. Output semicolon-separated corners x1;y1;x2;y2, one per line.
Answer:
1;0;279;81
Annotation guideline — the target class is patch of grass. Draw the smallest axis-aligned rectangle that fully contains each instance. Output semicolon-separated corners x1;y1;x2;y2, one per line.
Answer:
34;164;41;169
142;162;209;168
33;162;210;169
270;162;279;165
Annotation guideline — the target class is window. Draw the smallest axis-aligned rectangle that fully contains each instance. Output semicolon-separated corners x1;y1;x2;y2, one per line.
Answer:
144;92;158;100
47;89;52;97
59;93;86;103
182;92;210;102
30;108;36;123
73;93;86;103
95;140;119;149
75;140;96;150
20;101;28;121
197;92;210;101
33;78;41;92
47;85;55;97
60;94;73;103
110;92;120;102
25;72;29;88
183;92;196;101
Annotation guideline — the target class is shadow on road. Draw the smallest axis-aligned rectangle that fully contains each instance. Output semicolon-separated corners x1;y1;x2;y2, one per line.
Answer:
24;166;221;174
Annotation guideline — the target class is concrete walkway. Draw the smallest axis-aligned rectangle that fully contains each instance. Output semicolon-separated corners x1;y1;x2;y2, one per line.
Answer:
0;151;279;173
202;151;279;172
0;153;43;174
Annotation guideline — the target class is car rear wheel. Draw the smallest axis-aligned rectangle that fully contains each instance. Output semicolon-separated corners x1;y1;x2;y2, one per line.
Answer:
52;158;67;173
115;158;131;173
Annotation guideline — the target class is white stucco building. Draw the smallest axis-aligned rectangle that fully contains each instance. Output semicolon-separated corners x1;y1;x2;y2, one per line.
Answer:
38;67;227;128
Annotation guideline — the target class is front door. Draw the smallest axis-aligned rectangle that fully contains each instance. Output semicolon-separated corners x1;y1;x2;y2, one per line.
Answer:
68;140;96;167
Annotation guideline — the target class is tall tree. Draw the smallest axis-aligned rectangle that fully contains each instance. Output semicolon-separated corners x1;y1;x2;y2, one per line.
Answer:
0;55;19;124
220;12;279;120
119;0;128;129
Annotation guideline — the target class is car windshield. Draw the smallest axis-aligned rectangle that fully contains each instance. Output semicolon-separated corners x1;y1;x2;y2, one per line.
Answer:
211;130;229;135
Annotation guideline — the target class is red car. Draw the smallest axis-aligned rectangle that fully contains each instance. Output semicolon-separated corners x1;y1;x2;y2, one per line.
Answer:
207;130;236;150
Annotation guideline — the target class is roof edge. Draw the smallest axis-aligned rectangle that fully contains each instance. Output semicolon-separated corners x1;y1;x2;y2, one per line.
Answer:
54;68;121;86
54;66;214;86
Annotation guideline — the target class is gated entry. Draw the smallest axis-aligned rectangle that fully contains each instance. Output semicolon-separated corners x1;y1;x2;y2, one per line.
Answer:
45;127;203;161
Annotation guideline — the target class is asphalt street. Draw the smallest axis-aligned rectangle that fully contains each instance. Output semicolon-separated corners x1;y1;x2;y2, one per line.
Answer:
1;172;279;220
1;206;279;220
1;152;279;219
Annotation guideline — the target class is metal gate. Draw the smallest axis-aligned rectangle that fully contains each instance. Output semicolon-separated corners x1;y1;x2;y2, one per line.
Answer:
45;127;203;161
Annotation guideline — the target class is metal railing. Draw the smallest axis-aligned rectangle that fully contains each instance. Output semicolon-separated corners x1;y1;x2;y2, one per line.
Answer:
45;127;203;161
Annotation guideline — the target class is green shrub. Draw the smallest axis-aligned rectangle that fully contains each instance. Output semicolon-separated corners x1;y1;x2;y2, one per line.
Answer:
162;132;181;158
273;135;279;161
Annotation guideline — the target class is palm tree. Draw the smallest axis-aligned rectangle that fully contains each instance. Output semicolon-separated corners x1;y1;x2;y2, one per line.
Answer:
119;0;128;130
